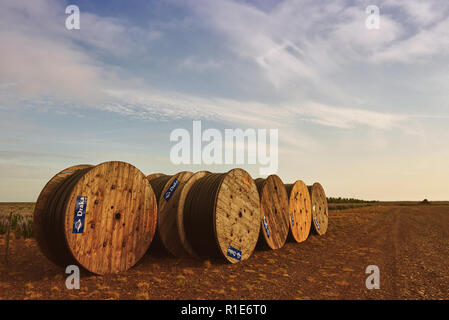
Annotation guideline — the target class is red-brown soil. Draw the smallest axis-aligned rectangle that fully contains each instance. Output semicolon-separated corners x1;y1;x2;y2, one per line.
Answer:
0;204;448;300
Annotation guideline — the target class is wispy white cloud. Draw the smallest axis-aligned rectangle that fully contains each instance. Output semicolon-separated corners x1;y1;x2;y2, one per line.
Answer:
0;0;155;102
101;88;408;130
181;56;223;72
372;16;449;63
291;102;407;129
382;0;447;27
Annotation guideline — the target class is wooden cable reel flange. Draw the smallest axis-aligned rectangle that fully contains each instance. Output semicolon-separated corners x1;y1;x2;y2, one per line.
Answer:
254;175;289;250
183;168;261;263
33;161;158;274
157;171;194;257
285;180;312;242
176;171;211;257
308;182;328;236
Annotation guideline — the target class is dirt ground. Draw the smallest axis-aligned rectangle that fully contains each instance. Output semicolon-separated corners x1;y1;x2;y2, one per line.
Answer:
0;204;448;300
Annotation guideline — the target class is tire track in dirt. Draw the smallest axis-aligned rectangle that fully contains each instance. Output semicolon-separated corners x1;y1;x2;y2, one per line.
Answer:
342;206;398;299
390;208;400;298
393;205;449;299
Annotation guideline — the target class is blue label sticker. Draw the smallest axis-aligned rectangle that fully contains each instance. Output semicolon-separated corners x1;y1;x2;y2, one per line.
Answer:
291;213;294;226
262;216;270;238
227;246;242;261
72;196;87;234
163;178;179;201
314;217;320;231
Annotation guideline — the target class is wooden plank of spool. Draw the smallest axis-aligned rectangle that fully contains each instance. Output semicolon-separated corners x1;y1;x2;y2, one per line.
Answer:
254;175;289;250
285;180;312;243
177;171;211;257
33;164;93;266
308;182;328;236
184;168;261;263
61;161;157;274
157;171;193;257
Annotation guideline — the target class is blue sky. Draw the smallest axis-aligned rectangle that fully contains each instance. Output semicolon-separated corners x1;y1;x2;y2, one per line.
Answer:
1;0;449;201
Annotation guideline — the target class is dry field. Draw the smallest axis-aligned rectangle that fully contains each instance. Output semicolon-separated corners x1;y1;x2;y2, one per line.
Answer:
0;202;34;218
0;203;448;300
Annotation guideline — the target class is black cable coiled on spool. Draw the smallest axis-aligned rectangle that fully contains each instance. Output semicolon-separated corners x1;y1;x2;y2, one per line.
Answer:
148;175;171;200
285;183;294;198
254;178;269;250
147;174;172;253
183;173;226;258
284;183;296;242
254;178;265;195
41;167;92;267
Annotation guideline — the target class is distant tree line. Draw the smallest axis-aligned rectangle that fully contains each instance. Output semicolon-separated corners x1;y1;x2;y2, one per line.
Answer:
327;197;378;204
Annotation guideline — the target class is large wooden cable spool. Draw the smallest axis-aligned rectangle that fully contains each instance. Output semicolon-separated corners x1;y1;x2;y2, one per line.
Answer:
157;171;193;257
176;171;211;257
308;182;328;236
183;168;260;263
33;161;158;274
285;180;312;243
254;175;289;250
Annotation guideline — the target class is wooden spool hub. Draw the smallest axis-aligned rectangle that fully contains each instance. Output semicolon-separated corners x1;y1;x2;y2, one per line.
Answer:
177;171;211;257
157;171;193;257
33;161;158;274
254;175;289;250
285;180;312;243
308;182;328;236
184;168;261;263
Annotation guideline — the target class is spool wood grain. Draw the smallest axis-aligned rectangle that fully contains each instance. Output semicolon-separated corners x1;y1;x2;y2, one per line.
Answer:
308;182;328;236
184;168;261;263
33;164;93;266
63;161;158;274
285;180;312;243
157;171;193;257
254;175;289;250
177;171;211;257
